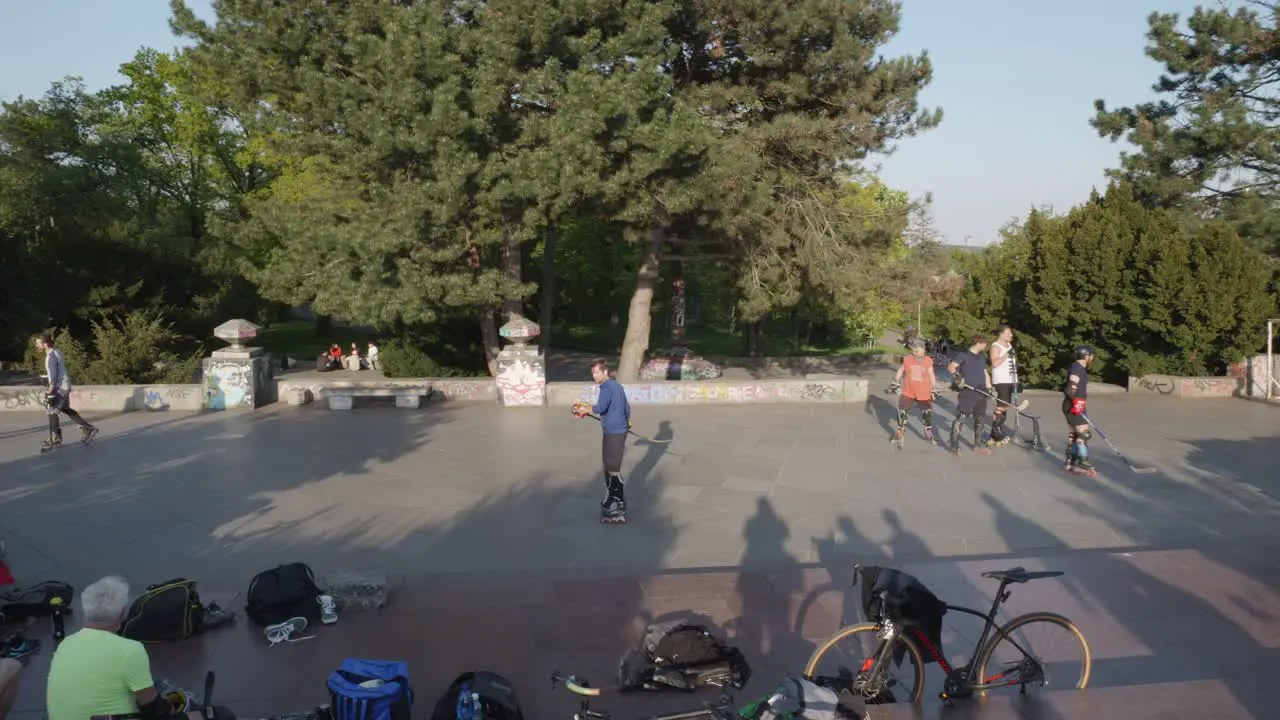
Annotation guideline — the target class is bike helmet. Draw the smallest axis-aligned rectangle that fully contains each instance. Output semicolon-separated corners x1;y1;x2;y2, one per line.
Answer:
1073;344;1095;360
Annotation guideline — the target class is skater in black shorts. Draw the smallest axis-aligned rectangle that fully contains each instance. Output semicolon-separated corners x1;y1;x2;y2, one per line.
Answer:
1062;345;1096;474
34;334;98;453
988;324;1018;447
946;335;993;455
572;358;632;523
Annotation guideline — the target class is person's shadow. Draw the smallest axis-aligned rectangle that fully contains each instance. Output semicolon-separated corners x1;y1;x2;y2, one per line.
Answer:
883;509;931;562
732;497;811;679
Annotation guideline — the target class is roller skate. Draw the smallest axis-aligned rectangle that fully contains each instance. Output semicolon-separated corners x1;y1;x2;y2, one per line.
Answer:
600;474;627;525
80;426;99;445
600;497;627;524
923;426;935;444
1065;457;1097;478
40;435;63;454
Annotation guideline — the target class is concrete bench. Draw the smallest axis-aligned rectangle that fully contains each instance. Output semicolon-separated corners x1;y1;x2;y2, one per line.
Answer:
327;385;432;410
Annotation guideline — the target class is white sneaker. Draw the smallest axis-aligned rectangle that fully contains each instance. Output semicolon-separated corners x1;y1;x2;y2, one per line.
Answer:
318;594;338;624
265;616;312;646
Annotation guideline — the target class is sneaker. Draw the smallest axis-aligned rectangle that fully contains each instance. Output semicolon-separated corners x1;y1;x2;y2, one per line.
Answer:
1;637;39;659
317;595;338;624
265;616;312;646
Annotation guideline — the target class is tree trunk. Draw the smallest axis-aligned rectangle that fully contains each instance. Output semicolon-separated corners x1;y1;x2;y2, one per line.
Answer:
617;226;665;383
500;227;523;319
538;221;558;354
315;314;332;338
480;309;501;376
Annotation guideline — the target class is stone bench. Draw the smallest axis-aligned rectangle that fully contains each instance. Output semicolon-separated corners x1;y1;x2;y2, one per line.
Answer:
327;384;432;410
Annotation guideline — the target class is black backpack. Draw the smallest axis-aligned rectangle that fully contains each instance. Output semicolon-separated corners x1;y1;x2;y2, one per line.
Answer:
619;621;752;692
429;671;525;720
246;563;322;627
118;578;205;643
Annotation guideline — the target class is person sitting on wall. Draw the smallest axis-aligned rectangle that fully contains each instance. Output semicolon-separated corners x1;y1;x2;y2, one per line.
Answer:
345;343;363;371
365;342;380;371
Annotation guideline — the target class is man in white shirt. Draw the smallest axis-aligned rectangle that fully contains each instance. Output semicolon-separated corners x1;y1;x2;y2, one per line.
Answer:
34;334;98;452
988;324;1018;447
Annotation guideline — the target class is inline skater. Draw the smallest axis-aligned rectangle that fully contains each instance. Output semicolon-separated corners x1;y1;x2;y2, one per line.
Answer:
987;324;1018;447
946;335;993;455
889;339;939;446
1062;345;1096;476
33;335;98;453
572;358;632;523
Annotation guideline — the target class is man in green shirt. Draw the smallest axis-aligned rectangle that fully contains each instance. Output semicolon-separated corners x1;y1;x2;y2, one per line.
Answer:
46;576;164;720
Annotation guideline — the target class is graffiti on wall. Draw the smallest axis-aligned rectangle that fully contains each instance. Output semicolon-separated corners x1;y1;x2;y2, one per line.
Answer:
1137;376;1175;395
495;355;545;406
1;388;46;410
1181;376;1240;397
205;360;253;410
574;380;855;405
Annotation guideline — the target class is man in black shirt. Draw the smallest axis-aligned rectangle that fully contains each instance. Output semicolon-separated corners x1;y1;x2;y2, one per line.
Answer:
1062;345;1096;475
946;335;993;455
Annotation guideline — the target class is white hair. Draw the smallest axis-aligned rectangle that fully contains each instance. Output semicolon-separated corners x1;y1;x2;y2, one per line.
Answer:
80;576;131;625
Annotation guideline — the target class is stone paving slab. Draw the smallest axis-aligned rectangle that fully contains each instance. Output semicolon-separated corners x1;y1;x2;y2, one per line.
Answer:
1;391;1278;717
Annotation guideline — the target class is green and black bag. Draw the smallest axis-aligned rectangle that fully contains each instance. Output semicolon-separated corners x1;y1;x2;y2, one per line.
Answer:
119;578;205;643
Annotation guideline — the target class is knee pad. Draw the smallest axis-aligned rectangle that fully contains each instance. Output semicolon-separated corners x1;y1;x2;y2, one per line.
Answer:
896;409;909;427
1078;429;1092;443
921;409;933;426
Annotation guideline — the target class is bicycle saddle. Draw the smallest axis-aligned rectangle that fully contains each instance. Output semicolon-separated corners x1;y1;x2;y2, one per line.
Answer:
980;567;1063;584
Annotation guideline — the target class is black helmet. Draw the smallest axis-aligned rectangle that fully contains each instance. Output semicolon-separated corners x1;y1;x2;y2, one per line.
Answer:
1074;345;1095;360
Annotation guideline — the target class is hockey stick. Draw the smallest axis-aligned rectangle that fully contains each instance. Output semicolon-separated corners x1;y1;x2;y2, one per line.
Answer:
585;413;673;444
954;381;1030;412
1080;413;1157;474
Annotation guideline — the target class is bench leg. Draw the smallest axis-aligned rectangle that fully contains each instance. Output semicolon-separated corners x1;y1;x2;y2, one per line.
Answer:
395;395;421;409
329;395;354;410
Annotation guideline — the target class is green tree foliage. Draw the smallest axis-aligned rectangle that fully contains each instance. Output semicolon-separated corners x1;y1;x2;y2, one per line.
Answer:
1092;2;1280;255
25;310;201;385
0;49;264;360
942;185;1274;386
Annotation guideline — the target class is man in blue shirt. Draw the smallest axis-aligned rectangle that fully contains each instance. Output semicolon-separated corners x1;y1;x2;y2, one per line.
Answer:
572;358;632;523
946;334;993;456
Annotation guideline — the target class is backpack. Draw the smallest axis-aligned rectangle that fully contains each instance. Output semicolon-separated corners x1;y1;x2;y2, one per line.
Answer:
742;676;867;720
428;671;525;720
856;565;947;665
328;658;413;720
618;621;751;691
246;562;322;627
119;578;205;642
0;581;74;621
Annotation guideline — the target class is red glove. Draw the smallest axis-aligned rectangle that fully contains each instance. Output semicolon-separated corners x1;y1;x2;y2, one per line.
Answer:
1069;398;1086;415
571;401;590;418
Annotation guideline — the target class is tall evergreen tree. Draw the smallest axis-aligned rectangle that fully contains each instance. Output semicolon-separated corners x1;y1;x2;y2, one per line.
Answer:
1093;2;1280;255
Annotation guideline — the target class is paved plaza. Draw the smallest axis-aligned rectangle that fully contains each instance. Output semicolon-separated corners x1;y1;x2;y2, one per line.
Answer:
0;386;1277;718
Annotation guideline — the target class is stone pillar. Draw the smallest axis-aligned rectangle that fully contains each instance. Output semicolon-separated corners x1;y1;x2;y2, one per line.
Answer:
203;319;275;410
495;314;546;407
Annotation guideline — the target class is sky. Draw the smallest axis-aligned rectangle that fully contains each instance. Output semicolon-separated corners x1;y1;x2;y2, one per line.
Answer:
0;0;1214;245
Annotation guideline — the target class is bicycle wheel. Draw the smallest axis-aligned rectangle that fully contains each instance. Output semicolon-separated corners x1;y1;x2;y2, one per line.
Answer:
804;622;925;704
974;612;1091;696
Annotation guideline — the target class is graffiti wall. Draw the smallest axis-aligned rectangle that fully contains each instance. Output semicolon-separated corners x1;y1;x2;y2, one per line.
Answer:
204;359;254;410
1128;374;1243;398
278;378;498;405
495;350;546;406
546;379;869;406
0;385;201;412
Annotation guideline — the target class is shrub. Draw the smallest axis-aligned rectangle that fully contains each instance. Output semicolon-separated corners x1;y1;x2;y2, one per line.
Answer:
380;340;469;378
25;310;201;385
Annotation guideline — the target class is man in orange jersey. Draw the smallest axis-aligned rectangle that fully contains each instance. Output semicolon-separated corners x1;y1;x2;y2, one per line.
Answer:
890;339;939;443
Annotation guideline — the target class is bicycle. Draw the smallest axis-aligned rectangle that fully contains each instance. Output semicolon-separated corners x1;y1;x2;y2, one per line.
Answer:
551;671;741;720
803;565;1091;705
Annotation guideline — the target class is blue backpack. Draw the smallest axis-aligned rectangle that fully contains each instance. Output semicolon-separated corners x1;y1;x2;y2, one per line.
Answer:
328;658;413;720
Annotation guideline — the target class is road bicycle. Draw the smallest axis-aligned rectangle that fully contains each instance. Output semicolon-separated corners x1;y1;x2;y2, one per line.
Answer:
803;565;1091;705
551;671;741;720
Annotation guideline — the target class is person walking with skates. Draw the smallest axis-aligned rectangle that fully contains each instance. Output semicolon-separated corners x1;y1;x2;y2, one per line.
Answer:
34;334;98;453
1062;345;1097;477
572;358;632;524
946;335;993;456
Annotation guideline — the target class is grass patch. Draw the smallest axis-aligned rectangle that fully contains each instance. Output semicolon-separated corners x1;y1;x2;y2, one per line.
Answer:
259;320;377;362
554;321;907;358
